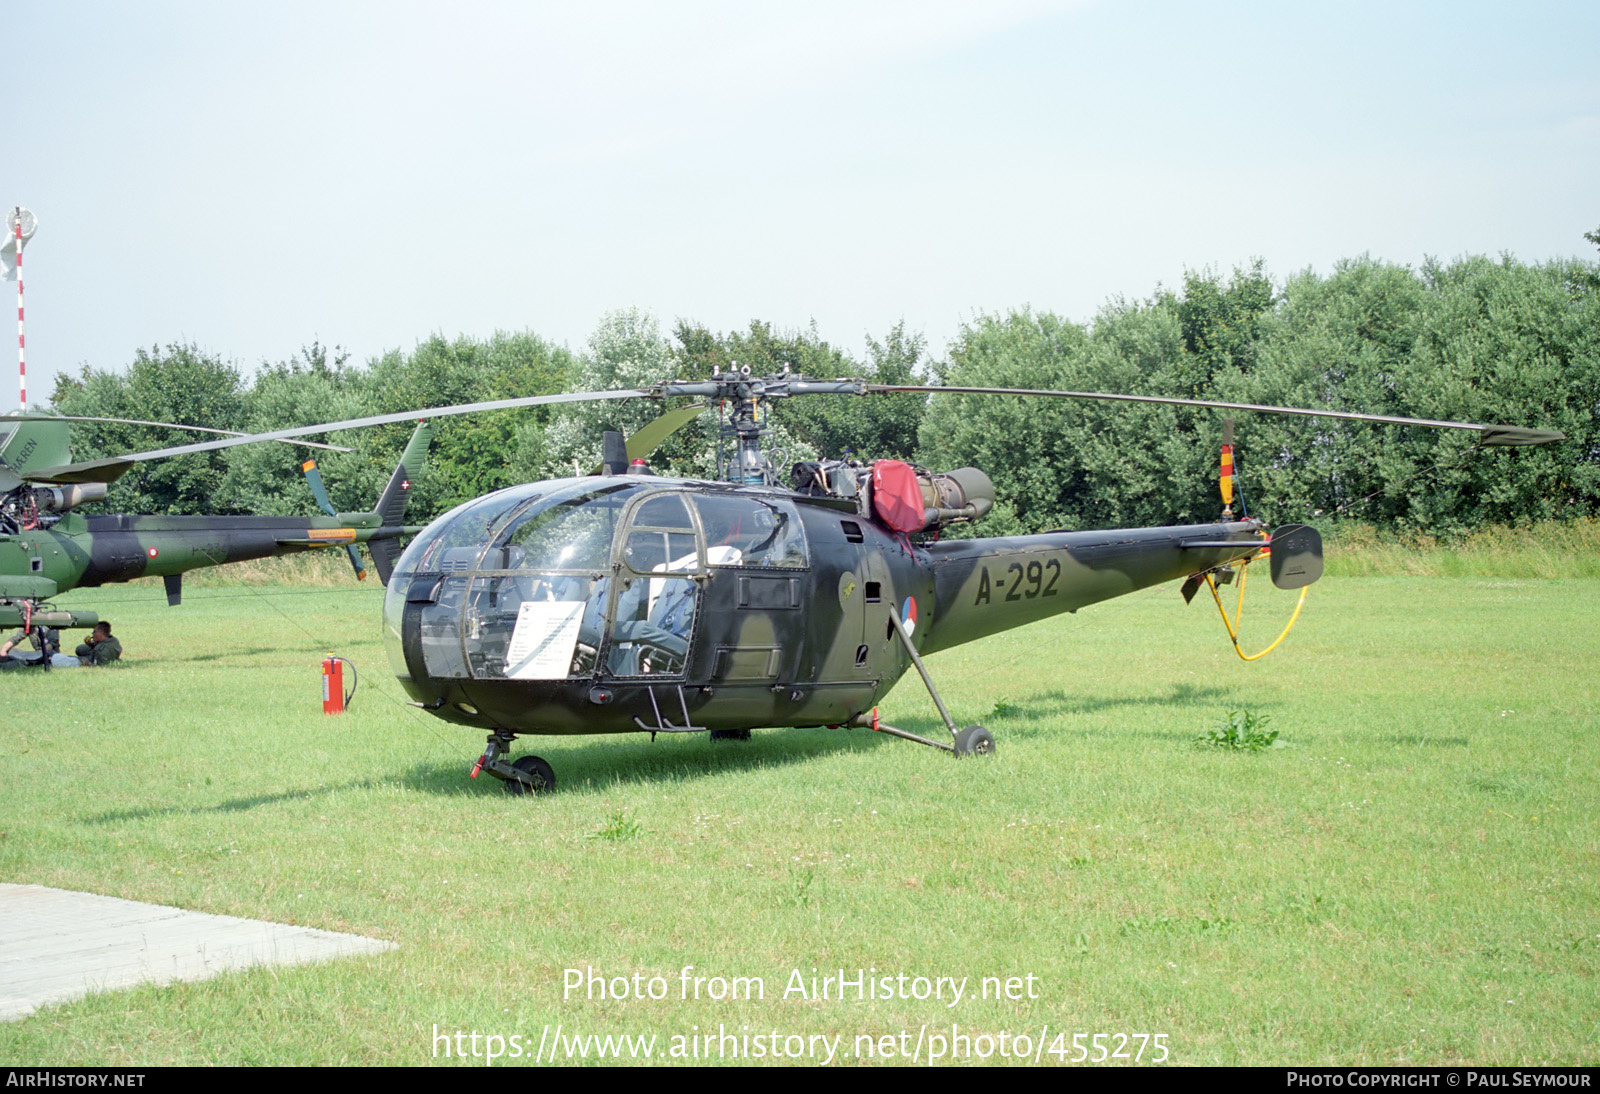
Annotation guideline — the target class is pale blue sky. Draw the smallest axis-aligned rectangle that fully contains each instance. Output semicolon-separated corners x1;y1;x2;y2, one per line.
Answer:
7;0;1597;411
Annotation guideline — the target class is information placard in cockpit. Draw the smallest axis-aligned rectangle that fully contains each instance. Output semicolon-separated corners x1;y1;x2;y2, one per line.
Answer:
505;600;584;679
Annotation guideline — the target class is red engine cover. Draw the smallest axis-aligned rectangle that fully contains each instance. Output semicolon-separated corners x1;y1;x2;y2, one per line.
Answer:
872;460;925;534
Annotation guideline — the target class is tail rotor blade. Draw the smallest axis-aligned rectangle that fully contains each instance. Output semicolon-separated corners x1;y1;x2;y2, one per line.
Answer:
1219;418;1235;517
301;460;337;517
304;458;369;579
345;545;368;581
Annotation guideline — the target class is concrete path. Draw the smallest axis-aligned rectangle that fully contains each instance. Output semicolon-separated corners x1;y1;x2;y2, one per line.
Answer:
0;883;397;1021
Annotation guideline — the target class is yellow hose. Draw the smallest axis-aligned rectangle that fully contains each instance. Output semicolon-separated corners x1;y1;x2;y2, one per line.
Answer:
1205;558;1308;662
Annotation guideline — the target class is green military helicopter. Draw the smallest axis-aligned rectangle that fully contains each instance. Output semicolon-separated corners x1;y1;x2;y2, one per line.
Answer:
0;414;434;638
94;373;1565;792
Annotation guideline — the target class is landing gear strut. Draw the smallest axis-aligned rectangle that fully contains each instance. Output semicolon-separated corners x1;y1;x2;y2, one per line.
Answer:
859;612;997;759
471;731;557;794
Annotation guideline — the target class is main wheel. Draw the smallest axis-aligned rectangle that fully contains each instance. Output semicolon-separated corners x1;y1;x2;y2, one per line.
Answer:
953;725;995;757
506;754;556;795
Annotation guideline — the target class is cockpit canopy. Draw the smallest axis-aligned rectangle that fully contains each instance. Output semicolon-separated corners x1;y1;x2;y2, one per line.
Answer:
384;478;809;683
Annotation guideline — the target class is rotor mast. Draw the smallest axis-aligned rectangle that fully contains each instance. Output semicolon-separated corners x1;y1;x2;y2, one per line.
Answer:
653;369;867;485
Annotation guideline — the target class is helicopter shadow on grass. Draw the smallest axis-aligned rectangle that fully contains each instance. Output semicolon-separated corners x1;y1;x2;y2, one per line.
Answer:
82;779;394;825
80;731;889;822
166;646;321;663
396;724;895;797
977;681;1244;742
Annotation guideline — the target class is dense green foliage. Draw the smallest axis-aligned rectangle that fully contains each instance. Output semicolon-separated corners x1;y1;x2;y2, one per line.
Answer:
43;245;1600;536
51;334;573;519
923;254;1599;535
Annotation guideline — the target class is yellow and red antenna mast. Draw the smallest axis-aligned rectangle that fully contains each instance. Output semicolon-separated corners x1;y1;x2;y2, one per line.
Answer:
1219;417;1236;518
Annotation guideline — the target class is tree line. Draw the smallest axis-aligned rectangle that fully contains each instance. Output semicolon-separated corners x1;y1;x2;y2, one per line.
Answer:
47;244;1600;538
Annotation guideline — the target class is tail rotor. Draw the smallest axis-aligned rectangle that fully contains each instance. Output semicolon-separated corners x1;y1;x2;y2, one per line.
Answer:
301;458;370;580
1219;417;1245;520
299;422;433;584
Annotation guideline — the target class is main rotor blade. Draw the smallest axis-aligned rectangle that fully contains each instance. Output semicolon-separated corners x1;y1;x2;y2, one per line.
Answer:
585;404;710;475
113;389;656;463
626;402;709;461
866;385;1566;445
4;414;352;452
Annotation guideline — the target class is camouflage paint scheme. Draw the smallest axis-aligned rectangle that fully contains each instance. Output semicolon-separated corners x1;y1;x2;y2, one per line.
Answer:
0;416;430;631
0;510;405;620
385;475;1267;739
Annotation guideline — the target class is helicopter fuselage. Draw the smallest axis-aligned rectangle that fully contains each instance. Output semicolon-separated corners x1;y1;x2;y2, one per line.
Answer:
383;475;1265;738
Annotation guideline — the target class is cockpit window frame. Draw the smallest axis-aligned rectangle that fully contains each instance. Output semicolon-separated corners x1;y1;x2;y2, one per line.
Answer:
592;488;708;680
691;491;812;571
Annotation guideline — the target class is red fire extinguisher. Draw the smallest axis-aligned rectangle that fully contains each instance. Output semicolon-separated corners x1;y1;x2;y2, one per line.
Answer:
322;656;357;714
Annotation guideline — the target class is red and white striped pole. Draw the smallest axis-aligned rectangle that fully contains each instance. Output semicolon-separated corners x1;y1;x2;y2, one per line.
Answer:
13;207;24;407
13;208;24;410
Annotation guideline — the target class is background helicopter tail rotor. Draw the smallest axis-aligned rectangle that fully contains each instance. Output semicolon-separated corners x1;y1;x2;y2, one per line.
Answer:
299;458;368;580
298;422;433;583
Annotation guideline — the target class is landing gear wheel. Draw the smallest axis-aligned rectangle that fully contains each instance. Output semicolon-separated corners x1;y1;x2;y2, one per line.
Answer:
505;754;556;795
709;728;751;741
953;725;995;757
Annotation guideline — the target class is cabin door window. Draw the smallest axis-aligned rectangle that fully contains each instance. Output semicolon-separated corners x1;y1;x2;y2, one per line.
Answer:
607;493;702;677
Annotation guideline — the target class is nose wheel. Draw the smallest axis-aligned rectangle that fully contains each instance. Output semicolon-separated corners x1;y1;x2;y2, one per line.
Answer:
506;754;556;795
471;731;557;794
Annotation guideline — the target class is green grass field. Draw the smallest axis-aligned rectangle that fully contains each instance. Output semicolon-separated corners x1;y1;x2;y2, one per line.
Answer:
2;560;1597;1066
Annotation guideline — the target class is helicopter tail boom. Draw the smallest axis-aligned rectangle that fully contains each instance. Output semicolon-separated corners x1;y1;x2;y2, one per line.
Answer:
919;521;1270;656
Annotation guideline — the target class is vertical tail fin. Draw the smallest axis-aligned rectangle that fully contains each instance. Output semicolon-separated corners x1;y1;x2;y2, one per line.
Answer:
368;422;434;584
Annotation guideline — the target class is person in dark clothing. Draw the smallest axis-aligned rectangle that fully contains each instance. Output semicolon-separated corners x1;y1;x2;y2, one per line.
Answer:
76;622;122;666
0;625;60;669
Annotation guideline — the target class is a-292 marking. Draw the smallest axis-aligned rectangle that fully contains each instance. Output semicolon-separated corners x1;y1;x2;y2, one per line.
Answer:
974;558;1060;605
